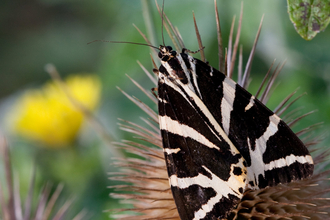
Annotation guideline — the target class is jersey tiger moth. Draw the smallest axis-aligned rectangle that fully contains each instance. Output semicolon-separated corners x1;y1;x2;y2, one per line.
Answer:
154;45;314;219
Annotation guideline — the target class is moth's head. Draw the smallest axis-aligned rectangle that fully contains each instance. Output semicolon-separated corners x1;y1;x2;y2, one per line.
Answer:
158;45;177;62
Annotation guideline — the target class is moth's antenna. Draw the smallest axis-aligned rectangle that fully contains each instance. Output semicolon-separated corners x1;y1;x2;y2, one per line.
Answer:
87;40;159;50
161;0;165;46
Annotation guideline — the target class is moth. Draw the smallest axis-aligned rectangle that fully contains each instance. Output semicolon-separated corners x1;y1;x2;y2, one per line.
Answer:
154;45;314;219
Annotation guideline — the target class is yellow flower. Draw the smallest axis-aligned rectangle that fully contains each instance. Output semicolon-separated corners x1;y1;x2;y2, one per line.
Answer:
9;74;101;147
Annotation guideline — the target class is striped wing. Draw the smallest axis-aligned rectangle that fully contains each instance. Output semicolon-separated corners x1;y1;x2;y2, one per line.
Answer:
158;68;247;219
191;58;314;189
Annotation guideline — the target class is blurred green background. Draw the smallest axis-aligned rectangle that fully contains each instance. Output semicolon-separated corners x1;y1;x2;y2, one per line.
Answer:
0;0;329;219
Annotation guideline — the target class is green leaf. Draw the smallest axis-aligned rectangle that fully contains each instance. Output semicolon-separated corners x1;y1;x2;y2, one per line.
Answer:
287;0;330;40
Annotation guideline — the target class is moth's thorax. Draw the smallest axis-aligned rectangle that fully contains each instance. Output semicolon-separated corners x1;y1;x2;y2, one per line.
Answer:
158;45;177;62
158;45;192;86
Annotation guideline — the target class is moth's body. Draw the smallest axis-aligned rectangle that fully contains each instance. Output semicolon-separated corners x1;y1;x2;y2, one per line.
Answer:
156;45;314;220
